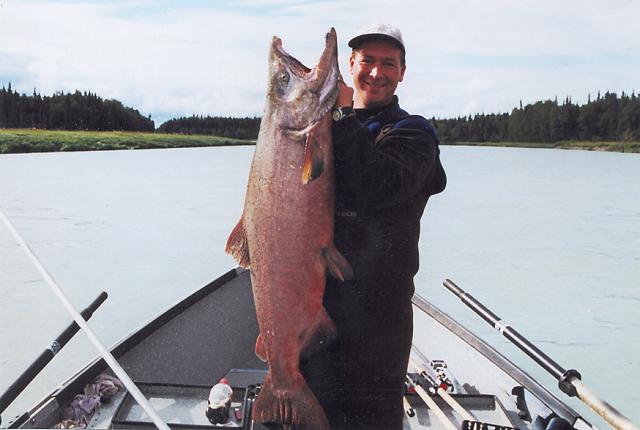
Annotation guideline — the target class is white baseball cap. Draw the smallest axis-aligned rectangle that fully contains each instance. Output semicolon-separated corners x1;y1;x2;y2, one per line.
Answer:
348;23;405;53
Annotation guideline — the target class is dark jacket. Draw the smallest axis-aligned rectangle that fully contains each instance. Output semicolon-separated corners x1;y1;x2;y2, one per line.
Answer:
330;96;446;306
302;96;446;430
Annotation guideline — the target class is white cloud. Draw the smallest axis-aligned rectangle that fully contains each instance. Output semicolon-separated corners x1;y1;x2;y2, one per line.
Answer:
0;0;638;125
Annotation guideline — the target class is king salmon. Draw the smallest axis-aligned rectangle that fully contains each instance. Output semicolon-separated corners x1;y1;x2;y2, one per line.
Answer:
226;28;353;430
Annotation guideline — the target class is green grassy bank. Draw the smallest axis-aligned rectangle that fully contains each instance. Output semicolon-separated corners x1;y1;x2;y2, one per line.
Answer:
0;129;254;153
1;129;638;154
448;140;640;153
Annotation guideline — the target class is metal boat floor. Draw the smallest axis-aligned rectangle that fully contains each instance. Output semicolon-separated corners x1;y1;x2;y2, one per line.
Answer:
403;393;514;429
80;369;515;430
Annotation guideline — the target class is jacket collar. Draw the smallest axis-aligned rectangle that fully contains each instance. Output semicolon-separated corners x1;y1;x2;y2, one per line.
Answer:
355;96;402;123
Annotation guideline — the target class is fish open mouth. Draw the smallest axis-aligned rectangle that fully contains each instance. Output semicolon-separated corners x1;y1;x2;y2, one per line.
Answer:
272;29;339;131
272;37;313;80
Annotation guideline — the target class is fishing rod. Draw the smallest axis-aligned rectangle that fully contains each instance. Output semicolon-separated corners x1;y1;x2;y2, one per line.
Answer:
0;291;107;424
0;208;170;430
443;278;639;430
405;374;458;430
407;355;475;422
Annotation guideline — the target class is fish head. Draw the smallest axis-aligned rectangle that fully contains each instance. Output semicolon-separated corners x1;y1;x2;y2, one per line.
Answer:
267;28;339;133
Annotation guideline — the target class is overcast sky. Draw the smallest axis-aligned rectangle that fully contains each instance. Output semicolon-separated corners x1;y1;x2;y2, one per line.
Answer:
1;0;638;126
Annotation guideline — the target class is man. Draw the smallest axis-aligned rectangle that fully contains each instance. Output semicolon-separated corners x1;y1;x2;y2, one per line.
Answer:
300;24;447;429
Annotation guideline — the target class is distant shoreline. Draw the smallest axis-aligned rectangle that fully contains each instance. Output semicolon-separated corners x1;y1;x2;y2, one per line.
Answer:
447;140;640;153
0;129;254;154
1;129;638;154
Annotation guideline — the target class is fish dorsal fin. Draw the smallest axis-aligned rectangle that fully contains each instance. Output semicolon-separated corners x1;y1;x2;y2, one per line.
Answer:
225;218;250;268
322;246;354;281
302;132;325;184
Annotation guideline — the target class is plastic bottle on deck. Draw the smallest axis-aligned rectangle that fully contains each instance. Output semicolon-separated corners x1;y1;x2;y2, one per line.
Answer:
206;377;233;424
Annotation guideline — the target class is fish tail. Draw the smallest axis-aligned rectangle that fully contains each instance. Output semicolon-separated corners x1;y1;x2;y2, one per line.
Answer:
253;373;329;430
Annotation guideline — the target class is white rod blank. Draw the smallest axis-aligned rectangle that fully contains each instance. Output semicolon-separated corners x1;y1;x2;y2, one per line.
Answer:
0;208;170;430
409;356;475;422
437;386;475;422
403;396;415;417
414;384;458;430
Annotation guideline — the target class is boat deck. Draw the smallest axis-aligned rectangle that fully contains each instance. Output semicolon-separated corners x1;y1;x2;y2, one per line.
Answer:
24;367;521;430
4;269;590;430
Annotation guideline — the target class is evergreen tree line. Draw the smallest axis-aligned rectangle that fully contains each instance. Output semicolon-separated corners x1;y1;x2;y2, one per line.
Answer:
157;115;261;140
163;91;640;143
432;91;640;143
3;82;639;143
0;83;154;131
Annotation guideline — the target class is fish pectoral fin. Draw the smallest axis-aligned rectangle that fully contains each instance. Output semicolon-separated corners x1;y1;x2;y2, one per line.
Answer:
225;218;250;268
255;334;267;362
281;127;307;142
322;246;355;281
301;307;336;359
302;133;325;184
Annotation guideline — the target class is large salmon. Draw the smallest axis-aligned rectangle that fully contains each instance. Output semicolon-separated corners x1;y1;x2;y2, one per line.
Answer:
226;28;353;430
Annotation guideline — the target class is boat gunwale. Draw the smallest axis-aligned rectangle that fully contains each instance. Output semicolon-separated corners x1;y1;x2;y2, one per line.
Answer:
411;292;586;425
6;268;242;429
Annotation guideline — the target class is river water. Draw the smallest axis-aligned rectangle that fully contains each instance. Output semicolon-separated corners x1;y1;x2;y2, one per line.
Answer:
0;146;638;427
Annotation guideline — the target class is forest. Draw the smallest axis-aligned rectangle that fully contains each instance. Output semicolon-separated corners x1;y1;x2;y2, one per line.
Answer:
157;115;260;140
433;91;639;144
0;84;154;132
2;83;639;145
158;91;640;144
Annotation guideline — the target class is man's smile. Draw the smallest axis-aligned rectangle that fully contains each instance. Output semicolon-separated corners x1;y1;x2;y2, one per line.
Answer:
363;80;387;89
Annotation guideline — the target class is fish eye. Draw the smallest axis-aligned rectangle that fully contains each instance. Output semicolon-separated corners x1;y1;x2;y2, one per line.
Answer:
280;72;290;83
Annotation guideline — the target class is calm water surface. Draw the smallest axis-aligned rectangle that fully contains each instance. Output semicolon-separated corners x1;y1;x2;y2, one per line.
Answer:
0;146;638;426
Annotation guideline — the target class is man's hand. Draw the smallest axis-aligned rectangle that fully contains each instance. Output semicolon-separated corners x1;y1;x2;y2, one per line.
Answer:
336;77;354;108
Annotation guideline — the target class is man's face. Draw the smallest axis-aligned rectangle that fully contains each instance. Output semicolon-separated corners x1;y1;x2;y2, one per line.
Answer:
349;39;406;108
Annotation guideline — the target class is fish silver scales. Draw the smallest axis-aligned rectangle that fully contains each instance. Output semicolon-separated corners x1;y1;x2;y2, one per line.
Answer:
226;28;353;430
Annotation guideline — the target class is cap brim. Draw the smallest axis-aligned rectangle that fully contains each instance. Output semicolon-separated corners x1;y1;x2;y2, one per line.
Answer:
348;33;405;52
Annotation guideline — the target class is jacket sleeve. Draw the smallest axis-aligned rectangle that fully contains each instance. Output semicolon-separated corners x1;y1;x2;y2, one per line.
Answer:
332;115;443;211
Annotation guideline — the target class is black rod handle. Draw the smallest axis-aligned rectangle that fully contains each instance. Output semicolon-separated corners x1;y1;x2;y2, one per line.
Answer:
445;279;640;430
443;279;580;393
0;291;108;416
